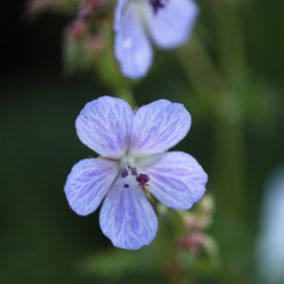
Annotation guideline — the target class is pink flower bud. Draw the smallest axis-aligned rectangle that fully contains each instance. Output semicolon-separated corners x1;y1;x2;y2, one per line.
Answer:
69;20;86;39
178;232;206;253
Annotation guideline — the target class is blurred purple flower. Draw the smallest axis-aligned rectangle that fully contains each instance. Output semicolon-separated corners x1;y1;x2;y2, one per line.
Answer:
114;0;199;79
64;96;207;249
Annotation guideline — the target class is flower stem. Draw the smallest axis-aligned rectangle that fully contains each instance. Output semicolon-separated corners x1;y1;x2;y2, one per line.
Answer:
117;86;136;107
212;95;247;284
176;35;226;98
212;0;247;82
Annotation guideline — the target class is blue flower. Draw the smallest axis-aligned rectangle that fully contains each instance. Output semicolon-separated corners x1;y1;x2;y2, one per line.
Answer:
114;0;199;79
64;96;208;250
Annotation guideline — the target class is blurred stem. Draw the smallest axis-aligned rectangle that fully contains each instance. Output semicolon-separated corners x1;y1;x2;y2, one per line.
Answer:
211;1;249;282
212;0;247;82
117;86;136;107
176;35;226;101
212;95;247;284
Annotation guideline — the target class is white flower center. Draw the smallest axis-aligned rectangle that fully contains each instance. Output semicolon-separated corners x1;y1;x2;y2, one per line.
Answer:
120;155;135;169
119;155;150;189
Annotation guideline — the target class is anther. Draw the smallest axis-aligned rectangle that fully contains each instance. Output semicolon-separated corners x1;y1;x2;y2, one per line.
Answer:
124;184;129;188
131;167;138;176
121;169;128;178
136;173;150;188
149;0;166;14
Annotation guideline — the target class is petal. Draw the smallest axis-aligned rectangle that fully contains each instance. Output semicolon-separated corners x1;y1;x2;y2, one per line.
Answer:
64;158;119;216
114;0;127;32
76;96;133;159
145;0;199;49
114;1;153;79
142;152;208;210
129;99;191;157
99;177;158;250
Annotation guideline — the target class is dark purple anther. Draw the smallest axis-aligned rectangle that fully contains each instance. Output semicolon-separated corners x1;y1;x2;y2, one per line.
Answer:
121;169;128;178
131;167;138;176
136;173;150;188
149;0;166;14
124;184;129;188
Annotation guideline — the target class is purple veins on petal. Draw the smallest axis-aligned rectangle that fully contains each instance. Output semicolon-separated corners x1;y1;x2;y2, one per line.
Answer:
75;96;133;159
99;177;158;250
64;158;119;216
142;151;208;210
130;99;191;157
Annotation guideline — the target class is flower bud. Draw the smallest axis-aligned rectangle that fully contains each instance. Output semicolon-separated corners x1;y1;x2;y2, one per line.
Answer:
68;20;87;39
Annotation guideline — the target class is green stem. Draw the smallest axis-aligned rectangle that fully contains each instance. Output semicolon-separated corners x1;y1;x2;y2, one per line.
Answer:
211;1;249;282
212;0;247;82
176;35;226;98
117;86;136;107
212;95;248;284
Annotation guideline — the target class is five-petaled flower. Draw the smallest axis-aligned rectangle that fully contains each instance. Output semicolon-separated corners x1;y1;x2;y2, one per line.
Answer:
114;0;199;79
64;96;208;250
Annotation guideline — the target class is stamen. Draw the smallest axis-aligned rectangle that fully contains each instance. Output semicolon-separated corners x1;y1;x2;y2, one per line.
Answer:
149;0;167;14
121;169;128;178
136;173;150;188
131;167;138;176
124;184;129;188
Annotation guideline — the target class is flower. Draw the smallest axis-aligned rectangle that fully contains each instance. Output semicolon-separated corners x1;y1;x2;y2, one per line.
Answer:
257;169;284;283
114;0;199;79
64;96;208;250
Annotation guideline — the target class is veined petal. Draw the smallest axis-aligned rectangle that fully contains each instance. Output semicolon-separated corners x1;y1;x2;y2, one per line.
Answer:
145;0;199;49
99;177;158;250
114;1;153;79
129;99;191;157
64;158;119;216
76;96;133;159
142;151;208;210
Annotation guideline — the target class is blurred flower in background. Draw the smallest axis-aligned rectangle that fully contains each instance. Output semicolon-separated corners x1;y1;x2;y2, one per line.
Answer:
27;0;199;80
257;168;284;284
114;0;199;78
175;195;219;277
